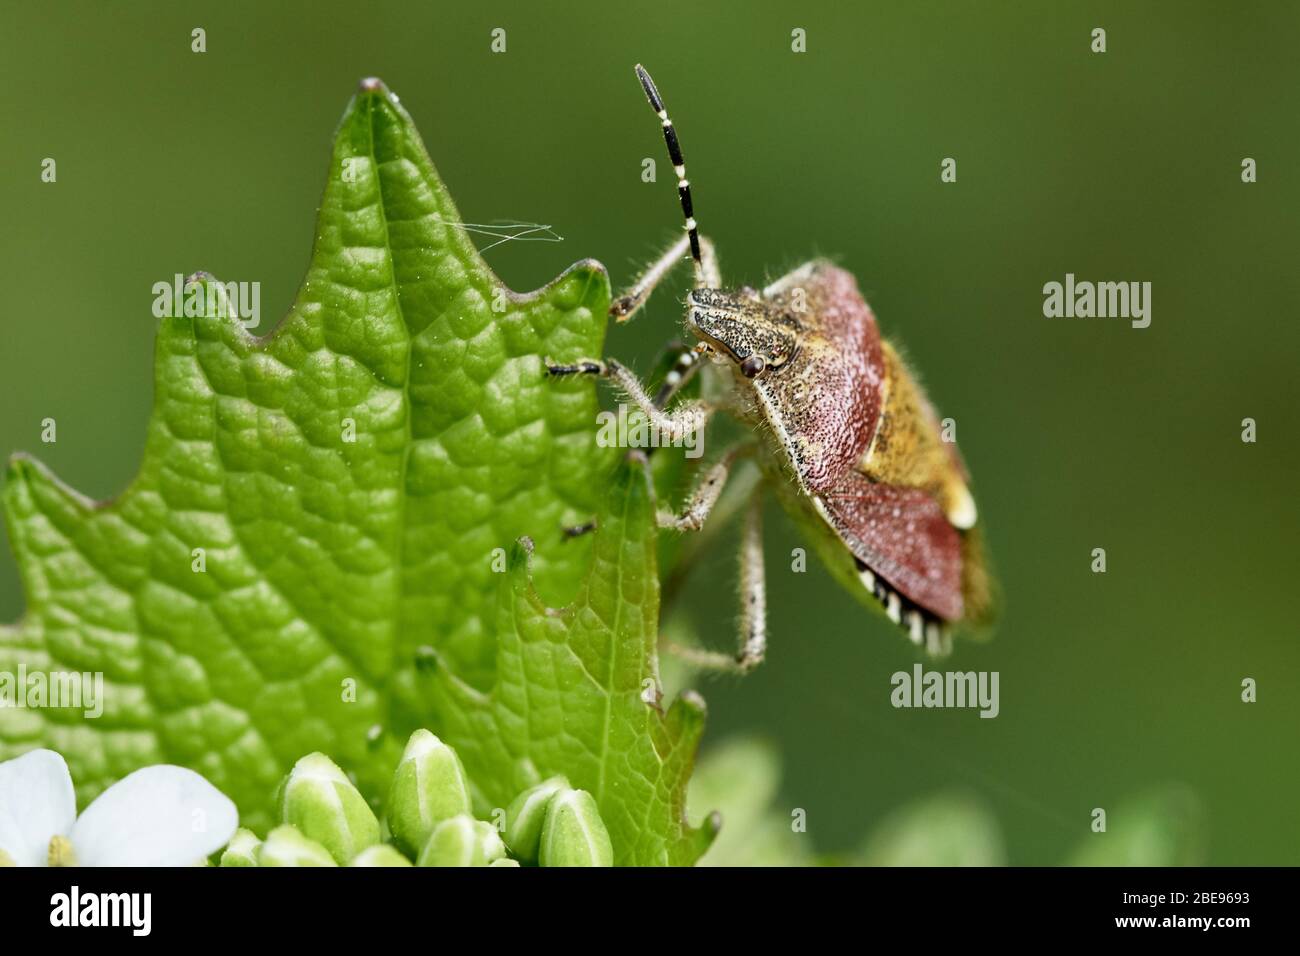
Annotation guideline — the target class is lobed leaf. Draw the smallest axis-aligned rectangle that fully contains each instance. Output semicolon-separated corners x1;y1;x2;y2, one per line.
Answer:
0;80;707;849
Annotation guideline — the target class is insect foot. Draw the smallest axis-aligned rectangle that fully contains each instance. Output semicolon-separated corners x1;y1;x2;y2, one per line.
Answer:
544;356;607;377
561;519;597;540
609;294;638;319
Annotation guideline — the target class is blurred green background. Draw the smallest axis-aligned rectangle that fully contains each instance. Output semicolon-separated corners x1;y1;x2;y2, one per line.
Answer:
1;1;1296;864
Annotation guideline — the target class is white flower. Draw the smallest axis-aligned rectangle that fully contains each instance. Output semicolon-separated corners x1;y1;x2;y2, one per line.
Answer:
0;749;238;866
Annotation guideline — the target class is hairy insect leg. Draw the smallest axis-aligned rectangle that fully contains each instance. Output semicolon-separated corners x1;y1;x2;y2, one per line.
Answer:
548;345;697;409
660;456;761;606
665;488;767;674
734;491;768;671
657;442;755;532
610;236;720;322
545;356;712;442
610;235;687;321
553;345;707;541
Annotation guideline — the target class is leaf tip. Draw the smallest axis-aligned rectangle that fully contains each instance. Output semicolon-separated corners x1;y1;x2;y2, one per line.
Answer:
354;76;404;113
684;809;723;863
5;452;34;484
507;535;537;576
3;452;99;516
543;258;611;314
676;688;708;719
3;453;54;505
705;809;723;837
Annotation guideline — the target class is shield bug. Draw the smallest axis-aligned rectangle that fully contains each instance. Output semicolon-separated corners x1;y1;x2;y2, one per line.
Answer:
547;64;995;670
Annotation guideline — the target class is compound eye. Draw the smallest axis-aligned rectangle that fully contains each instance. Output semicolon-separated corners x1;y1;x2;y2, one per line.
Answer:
740;354;767;378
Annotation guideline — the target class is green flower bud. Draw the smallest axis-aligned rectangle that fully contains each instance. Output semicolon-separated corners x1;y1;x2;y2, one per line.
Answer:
539;789;613;867
417;814;506;867
219;828;263;867
349;844;414;867
257;825;338;867
279;753;380;865
386;730;472;857
503;775;569;864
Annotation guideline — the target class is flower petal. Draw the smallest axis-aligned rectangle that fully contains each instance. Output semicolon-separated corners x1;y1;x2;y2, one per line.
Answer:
0;749;77;866
71;765;238;866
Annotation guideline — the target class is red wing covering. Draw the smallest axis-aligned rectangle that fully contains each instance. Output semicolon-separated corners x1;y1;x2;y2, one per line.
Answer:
758;264;885;493
821;471;963;621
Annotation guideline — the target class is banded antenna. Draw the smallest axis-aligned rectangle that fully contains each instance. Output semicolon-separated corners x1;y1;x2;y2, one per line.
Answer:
634;64;703;281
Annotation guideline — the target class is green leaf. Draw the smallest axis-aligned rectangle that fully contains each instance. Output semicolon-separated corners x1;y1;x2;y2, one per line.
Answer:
0;80;646;835
427;460;714;865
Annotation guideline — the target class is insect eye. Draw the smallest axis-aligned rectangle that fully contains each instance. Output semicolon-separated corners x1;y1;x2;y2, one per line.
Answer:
740;355;767;378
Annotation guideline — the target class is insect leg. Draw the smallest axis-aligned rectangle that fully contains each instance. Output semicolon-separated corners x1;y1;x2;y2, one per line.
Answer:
657;442;755;532
545;356;712;443
664;487;767;673
546;352;711;540
605;358;712;441
610;235;720;323
610;236;688;321
734;489;768;671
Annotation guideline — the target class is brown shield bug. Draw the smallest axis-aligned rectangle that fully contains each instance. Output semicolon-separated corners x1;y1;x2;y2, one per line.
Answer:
547;64;996;670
